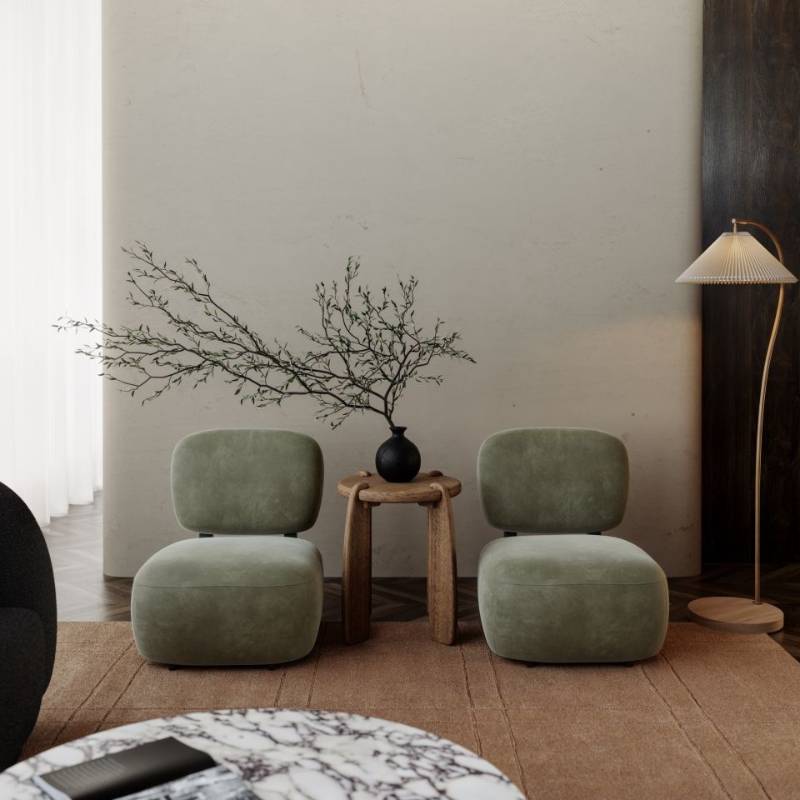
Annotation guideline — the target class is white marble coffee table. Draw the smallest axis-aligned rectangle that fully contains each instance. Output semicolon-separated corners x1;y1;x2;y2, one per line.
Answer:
1;708;524;799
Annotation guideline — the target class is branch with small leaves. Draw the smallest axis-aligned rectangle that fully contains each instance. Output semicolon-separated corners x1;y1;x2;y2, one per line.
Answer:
57;244;475;428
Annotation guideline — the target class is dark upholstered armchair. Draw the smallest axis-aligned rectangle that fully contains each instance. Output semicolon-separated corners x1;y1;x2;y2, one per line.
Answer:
0;482;57;769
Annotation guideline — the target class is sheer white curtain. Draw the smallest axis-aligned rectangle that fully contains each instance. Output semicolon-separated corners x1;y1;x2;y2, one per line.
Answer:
0;0;102;524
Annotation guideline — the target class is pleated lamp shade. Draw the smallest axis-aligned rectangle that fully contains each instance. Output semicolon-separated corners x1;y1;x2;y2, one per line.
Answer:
676;232;797;285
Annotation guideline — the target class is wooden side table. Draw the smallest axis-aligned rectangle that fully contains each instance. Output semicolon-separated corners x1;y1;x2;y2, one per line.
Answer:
337;470;461;645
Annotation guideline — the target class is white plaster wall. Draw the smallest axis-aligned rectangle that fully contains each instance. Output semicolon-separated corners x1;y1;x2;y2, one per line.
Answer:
103;0;702;577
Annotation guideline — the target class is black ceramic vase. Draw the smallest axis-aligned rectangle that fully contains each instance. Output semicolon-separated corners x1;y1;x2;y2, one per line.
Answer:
375;426;421;483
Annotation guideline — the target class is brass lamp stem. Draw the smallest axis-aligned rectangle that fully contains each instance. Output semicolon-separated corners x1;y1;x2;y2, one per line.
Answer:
733;218;785;605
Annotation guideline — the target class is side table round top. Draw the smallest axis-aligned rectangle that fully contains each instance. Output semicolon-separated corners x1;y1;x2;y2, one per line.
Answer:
1;709;523;799
337;470;461;504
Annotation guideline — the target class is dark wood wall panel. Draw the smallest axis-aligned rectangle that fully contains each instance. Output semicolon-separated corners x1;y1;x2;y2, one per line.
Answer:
703;1;800;563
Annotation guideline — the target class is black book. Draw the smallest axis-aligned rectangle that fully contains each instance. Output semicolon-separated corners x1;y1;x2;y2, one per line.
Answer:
32;737;217;800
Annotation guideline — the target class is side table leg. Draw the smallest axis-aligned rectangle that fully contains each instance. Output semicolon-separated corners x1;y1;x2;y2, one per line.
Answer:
342;481;372;644
426;483;458;645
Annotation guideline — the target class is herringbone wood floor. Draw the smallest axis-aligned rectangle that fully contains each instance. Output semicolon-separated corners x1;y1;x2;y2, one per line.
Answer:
44;495;800;659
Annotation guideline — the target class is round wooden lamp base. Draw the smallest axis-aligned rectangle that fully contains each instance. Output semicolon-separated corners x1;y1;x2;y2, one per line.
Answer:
688;596;784;634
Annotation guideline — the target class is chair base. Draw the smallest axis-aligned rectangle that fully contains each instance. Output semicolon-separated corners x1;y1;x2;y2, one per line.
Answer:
478;534;669;664
688;596;783;634
132;537;323;666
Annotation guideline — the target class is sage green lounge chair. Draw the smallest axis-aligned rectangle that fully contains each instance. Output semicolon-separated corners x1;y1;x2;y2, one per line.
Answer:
477;428;668;663
132;429;324;666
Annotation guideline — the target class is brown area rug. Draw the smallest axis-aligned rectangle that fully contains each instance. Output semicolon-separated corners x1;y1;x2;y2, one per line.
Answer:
23;621;800;799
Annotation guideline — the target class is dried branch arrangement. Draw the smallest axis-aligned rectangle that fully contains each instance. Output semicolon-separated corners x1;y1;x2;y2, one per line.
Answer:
58;244;475;428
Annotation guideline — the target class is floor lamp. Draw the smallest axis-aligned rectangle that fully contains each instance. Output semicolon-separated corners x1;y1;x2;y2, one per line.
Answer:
676;218;796;634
